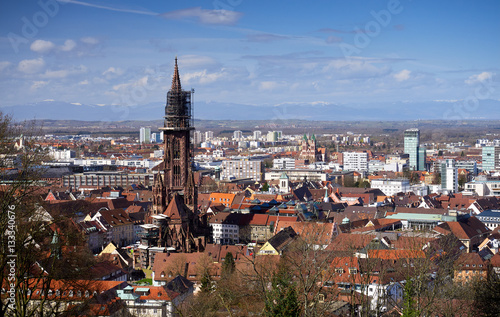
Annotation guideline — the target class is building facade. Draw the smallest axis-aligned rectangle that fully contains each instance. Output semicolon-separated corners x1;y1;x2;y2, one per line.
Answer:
404;129;426;171
482;146;500;172
441;159;458;193
371;179;411;196
343;151;368;172
140;127;151;144
221;159;264;181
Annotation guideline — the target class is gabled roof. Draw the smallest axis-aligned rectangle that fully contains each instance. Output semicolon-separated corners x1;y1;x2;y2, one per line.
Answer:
163;193;190;220
434;216;490;240
98;208;132;227
266;226;297;251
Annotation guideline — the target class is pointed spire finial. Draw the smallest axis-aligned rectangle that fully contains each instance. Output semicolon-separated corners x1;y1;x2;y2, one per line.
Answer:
171;57;181;91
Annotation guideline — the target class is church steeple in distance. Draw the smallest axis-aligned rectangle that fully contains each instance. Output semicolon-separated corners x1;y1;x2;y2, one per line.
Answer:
164;57;193;130
171;57;182;92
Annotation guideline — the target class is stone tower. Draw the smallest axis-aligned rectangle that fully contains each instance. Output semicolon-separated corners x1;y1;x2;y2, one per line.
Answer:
152;57;197;215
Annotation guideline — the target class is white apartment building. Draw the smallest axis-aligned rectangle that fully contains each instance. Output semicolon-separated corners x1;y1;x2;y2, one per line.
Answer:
464;178;500;196
193;130;203;145
371;179;411;196
273;158;296;169
253;130;262;140
343;151;368;172
233;130;243;140
209;212;240;245
50;149;76;160
441;159;458;193
221;159;263;181
204;131;214;140
140;127;151;144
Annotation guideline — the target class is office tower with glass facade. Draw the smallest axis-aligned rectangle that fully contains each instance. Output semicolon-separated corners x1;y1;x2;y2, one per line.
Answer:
482;146;500;172
404;128;420;171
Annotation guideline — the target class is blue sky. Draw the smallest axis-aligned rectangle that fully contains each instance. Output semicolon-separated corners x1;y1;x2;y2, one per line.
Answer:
0;0;499;117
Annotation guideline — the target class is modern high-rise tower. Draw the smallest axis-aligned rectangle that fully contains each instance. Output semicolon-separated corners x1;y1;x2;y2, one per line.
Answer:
441;159;458;193
482;146;500;172
404;129;419;171
404;128;426;171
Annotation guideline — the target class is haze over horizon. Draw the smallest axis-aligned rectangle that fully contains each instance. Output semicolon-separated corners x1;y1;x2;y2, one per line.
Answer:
1;0;499;121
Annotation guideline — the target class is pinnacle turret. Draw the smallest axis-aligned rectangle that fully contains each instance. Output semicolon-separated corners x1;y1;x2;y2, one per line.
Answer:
171;57;182;91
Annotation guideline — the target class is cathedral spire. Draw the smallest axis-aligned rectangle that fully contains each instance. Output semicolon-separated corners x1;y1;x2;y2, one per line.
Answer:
171;57;182;91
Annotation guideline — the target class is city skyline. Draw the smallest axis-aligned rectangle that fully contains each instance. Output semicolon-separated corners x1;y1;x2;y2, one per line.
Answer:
1;0;499;121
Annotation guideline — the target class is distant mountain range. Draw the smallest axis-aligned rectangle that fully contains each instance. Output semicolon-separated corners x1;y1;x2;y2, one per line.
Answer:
1;99;499;121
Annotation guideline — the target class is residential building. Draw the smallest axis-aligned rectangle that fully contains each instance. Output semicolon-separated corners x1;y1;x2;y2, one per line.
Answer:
371;179;411;196
343;151;368;172
233;130;243;140
209;212;240;244
267;131;278;142
482;146;500;172
140;127;151;144
221;159;263;181
117;285;176;317
49;149;75;160
253;130;262;140
464;179;500;196
454;253;488;283
63;171;154;189
258;226;297;255
88;208;134;247
455;160;478;176
441;159;458;193
476;209;500;230
273;158;296;169
265;169;328;182
205;131;214;140
193;130;203;145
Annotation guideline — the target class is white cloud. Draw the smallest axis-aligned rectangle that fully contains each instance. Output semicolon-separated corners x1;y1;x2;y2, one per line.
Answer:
393;69;411;82
465;71;494;84
40;65;88;79
179;55;218;68
322;58;389;79
71;102;82;105
0;61;12;72
30;40;55;53
182;69;228;85
30;81;49;92
81;37;99;45
18;58;45;74
60;39;77;52
79;80;89;85
112;76;149;91
161;7;242;25
259;81;281;91
102;67;125;79
59;0;157;15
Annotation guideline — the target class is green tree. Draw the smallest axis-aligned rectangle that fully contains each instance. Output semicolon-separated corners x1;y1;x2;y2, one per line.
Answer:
261;182;270;192
458;174;467;189
222;252;235;278
0;112;96;316
264;267;300;317
432;172;441;185
473;271;500;317
402;279;420;317
200;270;212;294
